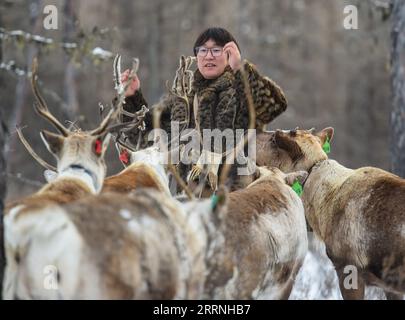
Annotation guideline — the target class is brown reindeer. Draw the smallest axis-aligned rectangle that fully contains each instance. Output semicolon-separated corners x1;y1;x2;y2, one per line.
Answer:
256;127;405;300
191;166;308;299
103;144;309;299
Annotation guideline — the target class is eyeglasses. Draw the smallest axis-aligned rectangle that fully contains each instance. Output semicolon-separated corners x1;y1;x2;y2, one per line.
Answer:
195;46;223;57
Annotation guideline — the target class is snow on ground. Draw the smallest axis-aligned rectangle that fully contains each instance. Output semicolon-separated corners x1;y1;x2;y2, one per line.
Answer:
289;233;387;300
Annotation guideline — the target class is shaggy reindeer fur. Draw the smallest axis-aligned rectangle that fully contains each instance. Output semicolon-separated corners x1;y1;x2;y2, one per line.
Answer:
257;127;405;299
194;167;308;299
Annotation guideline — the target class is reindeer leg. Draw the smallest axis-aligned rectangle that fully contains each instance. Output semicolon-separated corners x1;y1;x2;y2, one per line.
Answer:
384;291;403;300
277;260;304;300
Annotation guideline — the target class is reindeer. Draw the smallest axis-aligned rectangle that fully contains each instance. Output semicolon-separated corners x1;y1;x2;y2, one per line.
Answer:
4;57;117;215
4;56;307;300
4;92;206;300
185;166;308;299
3;143;215;299
102;144;171;195
5;128;308;300
3;188;213;299
257;127;405;300
2;57;142;299
107;144;308;300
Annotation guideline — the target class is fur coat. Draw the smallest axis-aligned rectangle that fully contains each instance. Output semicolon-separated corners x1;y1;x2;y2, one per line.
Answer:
122;60;286;143
120;60;287;191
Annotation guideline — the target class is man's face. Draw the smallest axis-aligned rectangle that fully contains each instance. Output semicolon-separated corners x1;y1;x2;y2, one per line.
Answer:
196;39;228;79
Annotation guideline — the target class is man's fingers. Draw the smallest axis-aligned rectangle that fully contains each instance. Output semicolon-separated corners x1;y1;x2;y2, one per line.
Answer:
120;69;131;81
226;41;237;47
223;42;235;49
224;42;239;56
224;48;232;59
224;46;235;55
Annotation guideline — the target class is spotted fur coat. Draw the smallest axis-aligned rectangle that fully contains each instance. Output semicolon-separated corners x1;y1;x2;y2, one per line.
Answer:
120;60;287;191
122;60;286;142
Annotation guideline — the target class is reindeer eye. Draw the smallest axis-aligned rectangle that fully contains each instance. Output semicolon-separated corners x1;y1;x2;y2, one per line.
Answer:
290;130;297;137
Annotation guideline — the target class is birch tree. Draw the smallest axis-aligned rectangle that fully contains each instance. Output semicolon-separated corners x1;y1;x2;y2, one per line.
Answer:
391;0;405;177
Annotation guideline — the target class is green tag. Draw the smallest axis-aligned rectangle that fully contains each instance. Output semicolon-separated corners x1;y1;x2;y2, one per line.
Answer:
210;194;219;210
322;136;331;154
292;180;303;197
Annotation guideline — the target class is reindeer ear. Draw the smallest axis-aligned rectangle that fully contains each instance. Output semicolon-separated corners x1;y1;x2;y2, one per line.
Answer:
93;133;111;157
180;189;228;224
253;167;261;180
316;127;334;145
285;170;308;186
43;169;57;182
274;131;303;162
40;130;65;157
256;166;272;178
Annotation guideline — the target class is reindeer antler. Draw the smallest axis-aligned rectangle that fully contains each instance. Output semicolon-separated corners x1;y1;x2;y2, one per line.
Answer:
171;55;195;97
113;54;141;116
115;134;136;152
16;125;57;171
31;58;70;137
166;55;196;132
92;54;145;137
105;105;149;135
113;54;123;96
152;106;195;200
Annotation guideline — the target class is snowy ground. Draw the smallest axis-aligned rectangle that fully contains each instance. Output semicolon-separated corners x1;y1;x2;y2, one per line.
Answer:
289;233;387;300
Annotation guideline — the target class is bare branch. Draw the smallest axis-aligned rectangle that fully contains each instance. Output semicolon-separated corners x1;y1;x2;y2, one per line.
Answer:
0;28;115;62
5;172;44;188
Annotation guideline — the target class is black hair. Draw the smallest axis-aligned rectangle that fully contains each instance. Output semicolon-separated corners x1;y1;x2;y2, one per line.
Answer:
193;27;240;56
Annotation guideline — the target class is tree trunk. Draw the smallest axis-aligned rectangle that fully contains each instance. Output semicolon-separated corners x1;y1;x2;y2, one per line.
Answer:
6;0;41;162
391;0;405;177
0;117;7;301
63;0;79;121
0;39;7;300
0;22;6;300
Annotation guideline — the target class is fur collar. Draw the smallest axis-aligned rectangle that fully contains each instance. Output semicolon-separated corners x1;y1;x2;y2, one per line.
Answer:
192;66;240;136
193;66;235;93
